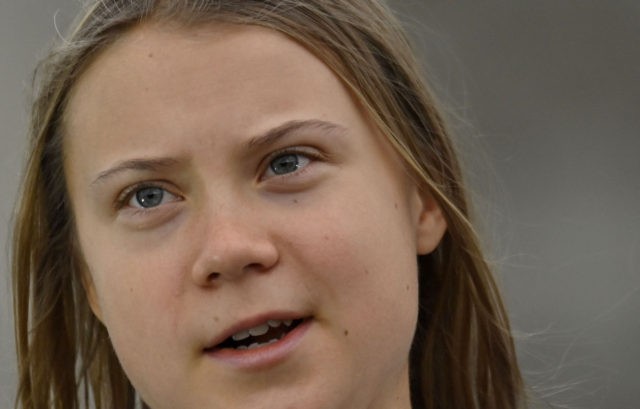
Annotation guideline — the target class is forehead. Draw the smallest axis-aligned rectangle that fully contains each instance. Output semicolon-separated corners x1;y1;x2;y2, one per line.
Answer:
63;22;360;172
65;21;340;121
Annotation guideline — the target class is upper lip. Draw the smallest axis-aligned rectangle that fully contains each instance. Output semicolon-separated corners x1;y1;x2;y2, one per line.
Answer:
204;310;308;350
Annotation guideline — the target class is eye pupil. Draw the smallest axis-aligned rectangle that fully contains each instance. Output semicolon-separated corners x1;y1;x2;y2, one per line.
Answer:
270;154;300;175
136;187;164;208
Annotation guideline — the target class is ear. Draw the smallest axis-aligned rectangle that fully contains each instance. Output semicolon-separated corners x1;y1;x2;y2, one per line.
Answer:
411;187;447;255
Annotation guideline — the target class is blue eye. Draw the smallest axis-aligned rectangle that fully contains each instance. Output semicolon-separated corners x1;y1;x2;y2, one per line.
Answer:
128;186;178;209
267;153;311;176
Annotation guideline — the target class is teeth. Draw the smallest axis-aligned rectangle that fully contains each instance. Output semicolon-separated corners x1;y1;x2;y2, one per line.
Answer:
241;338;280;351
268;320;282;327
229;319;297;342
248;323;270;336
231;330;250;341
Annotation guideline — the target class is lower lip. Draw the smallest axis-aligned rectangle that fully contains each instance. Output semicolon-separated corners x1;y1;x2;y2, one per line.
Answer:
205;319;312;369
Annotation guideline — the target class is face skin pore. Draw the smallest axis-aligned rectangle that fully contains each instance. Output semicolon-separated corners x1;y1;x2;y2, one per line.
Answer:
64;22;446;409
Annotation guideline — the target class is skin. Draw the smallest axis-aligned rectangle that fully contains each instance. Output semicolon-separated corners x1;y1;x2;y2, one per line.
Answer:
64;22;446;409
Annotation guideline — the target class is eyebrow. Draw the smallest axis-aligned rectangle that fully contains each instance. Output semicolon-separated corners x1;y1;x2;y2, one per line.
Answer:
92;157;181;186
91;119;347;186
245;119;347;150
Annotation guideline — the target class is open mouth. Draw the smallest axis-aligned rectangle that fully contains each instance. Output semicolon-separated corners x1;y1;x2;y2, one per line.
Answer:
208;318;305;351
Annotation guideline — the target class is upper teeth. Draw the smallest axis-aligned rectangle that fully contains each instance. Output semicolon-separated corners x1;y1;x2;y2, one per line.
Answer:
231;319;294;341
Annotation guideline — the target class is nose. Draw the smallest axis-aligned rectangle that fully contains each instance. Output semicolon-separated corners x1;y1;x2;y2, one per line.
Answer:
190;209;279;286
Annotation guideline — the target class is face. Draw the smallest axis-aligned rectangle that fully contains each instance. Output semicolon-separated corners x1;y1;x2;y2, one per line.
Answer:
64;22;446;409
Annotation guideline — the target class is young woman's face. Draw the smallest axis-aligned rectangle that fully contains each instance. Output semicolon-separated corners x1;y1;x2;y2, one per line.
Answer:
65;23;445;409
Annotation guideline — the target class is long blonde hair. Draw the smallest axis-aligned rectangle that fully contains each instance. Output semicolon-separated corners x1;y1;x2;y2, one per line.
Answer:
13;1;524;408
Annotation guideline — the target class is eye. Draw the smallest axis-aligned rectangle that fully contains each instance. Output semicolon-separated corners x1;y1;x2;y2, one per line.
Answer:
264;152;312;178
124;185;180;209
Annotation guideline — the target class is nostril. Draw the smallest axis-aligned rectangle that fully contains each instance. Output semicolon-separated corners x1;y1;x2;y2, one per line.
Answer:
207;272;221;281
244;262;272;273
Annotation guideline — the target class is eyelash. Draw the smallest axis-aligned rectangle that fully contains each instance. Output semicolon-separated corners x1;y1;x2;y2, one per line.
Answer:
260;147;322;181
114;181;173;211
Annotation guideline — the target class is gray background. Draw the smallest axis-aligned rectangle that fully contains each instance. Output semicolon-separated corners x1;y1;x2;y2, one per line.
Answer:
1;1;638;408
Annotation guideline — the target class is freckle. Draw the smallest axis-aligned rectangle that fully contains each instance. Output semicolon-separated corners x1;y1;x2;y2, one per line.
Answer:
324;235;329;241
394;202;398;209
344;330;349;336
148;52;154;58
293;199;299;204
364;269;369;275
214;316;219;322
406;285;410;291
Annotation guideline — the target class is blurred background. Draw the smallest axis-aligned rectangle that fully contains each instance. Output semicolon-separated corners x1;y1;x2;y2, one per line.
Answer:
1;1;638;408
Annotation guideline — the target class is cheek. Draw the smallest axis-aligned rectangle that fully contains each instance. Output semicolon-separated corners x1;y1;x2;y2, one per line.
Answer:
289;180;421;335
305;224;420;379
78;223;189;341
80;239;192;396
